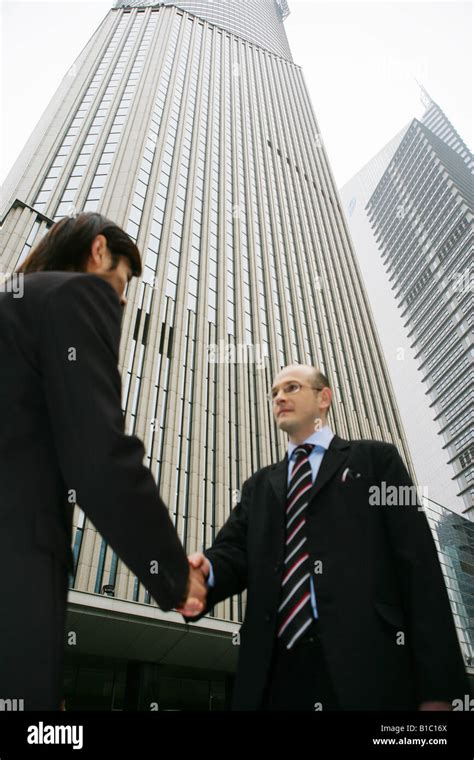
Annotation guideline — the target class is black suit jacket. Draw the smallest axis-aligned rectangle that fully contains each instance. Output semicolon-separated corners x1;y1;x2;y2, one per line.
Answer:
186;435;469;710
0;272;188;608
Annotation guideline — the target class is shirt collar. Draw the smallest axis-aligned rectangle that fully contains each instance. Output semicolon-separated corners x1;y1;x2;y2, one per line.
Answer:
287;425;334;461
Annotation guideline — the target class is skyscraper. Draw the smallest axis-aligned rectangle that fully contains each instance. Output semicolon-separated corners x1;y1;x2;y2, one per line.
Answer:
364;94;473;516
0;2;448;708
341;93;473;520
340;95;474;690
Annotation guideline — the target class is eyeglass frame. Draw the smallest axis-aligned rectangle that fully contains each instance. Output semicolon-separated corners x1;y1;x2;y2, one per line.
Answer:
267;381;324;404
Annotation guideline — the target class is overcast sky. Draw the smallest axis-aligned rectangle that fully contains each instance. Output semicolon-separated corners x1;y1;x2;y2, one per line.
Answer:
1;0;472;189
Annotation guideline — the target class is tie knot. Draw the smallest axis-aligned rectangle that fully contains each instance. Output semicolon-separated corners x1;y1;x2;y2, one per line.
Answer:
293;443;314;461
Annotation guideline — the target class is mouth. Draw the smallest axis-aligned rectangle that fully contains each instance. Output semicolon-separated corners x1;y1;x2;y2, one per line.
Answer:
278;409;292;416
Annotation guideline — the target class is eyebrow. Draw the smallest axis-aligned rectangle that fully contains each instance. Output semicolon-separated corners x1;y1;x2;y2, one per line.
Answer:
271;379;299;392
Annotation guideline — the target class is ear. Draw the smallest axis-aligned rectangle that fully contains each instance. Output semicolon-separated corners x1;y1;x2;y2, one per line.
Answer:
87;234;107;271
320;386;332;412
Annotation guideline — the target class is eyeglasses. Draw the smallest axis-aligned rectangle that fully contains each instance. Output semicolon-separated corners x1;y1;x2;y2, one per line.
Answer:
267;382;323;403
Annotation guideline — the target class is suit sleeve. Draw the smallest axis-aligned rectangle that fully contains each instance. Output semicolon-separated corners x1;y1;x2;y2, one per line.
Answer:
380;444;469;703
183;475;252;622
39;275;189;611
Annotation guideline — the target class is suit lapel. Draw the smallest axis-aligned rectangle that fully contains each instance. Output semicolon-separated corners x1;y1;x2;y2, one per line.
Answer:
267;458;288;515
266;458;288;556
306;435;351;508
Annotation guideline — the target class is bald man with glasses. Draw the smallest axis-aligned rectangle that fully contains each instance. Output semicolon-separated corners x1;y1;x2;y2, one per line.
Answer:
179;364;469;711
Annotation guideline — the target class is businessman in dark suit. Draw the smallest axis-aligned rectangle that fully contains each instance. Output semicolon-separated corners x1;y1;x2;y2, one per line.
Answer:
182;363;470;710
0;213;205;710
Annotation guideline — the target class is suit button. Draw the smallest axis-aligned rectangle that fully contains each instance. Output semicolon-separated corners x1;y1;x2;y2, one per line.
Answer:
274;562;282;573
265;612;272;622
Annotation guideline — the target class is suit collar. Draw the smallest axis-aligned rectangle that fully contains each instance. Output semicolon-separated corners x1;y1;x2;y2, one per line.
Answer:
287;425;334;462
269;434;350;513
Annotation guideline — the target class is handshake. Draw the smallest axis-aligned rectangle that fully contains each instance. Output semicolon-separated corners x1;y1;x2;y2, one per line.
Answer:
174;553;210;617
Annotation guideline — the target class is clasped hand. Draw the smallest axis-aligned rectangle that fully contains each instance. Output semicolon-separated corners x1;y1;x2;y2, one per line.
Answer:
175;553;211;617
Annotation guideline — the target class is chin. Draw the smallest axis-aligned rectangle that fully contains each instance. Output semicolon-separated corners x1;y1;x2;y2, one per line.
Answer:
277;418;291;432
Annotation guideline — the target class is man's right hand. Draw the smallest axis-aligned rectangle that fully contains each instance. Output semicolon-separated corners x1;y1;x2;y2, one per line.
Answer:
175;554;211;616
175;564;207;616
187;552;211;578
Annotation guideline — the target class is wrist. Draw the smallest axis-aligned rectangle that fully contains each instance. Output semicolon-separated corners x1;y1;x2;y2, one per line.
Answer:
178;573;190;608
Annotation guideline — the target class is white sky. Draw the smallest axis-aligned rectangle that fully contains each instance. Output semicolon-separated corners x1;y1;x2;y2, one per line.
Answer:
0;0;472;188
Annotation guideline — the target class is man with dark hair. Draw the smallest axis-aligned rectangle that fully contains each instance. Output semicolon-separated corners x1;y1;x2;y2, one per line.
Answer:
182;363;469;711
0;213;206;710
16;212;143;282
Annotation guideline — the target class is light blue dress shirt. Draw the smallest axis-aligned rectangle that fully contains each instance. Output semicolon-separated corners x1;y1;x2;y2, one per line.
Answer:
206;426;335;620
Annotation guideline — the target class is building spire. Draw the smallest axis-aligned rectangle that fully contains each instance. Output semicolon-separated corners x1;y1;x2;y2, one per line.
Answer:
414;78;434;110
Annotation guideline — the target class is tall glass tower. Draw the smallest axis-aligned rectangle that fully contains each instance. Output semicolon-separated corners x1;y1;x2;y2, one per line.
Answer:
0;1;421;708
366;95;473;515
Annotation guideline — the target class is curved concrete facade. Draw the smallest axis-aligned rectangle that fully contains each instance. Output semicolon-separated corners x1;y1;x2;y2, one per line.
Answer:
115;0;293;59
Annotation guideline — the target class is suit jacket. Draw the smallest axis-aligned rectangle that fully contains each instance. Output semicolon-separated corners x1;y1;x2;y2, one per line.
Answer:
0;271;189;609
186;435;470;710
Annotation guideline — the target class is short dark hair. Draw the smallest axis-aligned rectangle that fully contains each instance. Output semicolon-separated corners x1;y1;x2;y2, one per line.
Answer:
16;212;142;277
312;368;330;392
312;368;331;415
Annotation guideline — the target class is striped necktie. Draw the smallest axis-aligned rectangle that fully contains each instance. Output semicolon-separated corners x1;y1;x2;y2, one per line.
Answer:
277;443;314;650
